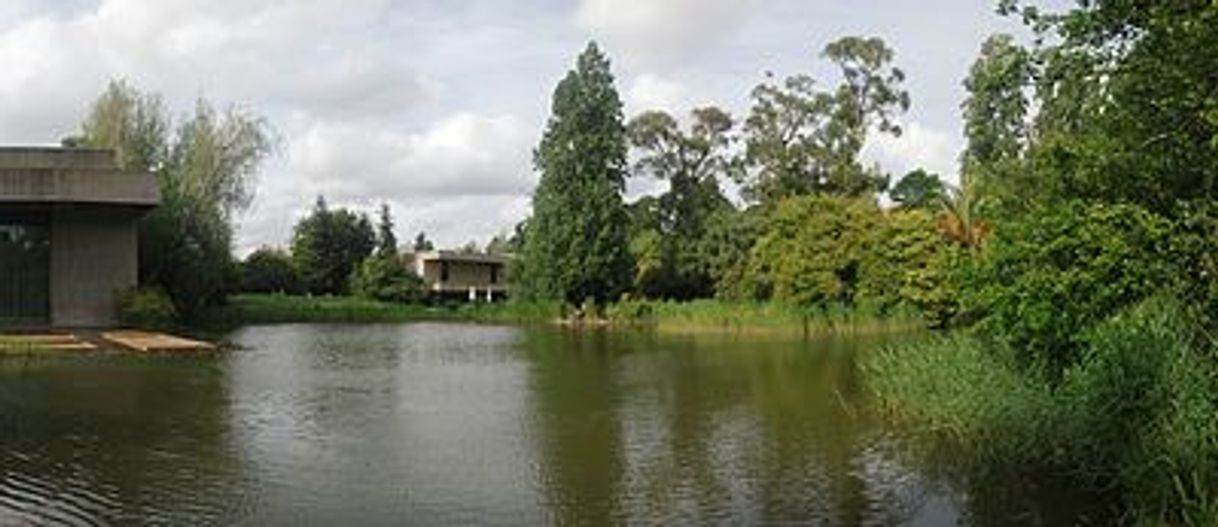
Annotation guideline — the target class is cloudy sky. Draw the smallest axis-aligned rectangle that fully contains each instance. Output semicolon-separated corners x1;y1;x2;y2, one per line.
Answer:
0;0;1060;253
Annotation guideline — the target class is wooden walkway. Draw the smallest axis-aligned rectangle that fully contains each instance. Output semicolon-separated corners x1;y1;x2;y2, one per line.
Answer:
100;331;215;352
1;331;214;353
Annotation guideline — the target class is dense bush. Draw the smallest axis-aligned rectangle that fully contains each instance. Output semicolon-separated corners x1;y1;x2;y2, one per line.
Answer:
959;201;1178;376
867;297;1218;525
727;196;956;322
117;287;179;330
240;247;304;294
350;255;425;303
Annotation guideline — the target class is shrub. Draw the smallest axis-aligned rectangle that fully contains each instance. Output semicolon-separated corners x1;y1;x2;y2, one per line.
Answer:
117;287;178;330
350;255;425;303
240;247;304;294
959;201;1178;376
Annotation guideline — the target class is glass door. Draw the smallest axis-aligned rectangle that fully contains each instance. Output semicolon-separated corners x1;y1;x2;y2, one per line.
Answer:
0;212;50;326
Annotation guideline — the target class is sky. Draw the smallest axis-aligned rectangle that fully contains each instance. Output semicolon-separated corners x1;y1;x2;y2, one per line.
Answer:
0;0;1061;254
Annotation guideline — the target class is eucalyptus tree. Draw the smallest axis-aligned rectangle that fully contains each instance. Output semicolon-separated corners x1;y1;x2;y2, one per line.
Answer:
741;36;909;202
626;107;735;298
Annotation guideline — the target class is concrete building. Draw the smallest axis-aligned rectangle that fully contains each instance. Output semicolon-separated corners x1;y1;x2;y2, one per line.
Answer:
411;251;509;301
0;147;159;327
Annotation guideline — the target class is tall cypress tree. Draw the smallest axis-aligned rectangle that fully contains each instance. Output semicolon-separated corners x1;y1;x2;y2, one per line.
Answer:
518;42;632;305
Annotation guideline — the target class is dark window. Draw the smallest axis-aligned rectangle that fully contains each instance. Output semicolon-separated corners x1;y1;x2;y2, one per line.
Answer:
440;262;449;282
490;264;499;285
0;211;50;326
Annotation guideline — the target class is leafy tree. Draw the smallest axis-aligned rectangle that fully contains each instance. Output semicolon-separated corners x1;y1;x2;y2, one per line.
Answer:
240;247;304;294
960;201;1178;377
412;232;435;252
1010;1;1218;213
889;169;945;209
736;196;882;305
741;36;909;202
375;203;398;258
856;209;960;325
351;254;424;303
485;234;512;255
291;196;376;295
961;34;1032;202
518;42;633;305
626;107;736;298
698;206;764;299
75;80;273;319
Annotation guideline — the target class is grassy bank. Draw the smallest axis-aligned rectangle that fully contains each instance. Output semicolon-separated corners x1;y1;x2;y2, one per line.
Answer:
202;294;926;337
200;294;562;327
607;298;926;336
865;298;1218;524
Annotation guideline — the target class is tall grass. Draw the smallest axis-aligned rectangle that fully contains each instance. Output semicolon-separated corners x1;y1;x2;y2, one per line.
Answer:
607;298;927;336
865;297;1218;524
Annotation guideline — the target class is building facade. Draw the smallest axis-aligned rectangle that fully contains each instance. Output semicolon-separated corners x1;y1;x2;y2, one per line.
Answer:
411;251;509;301
0;147;159;327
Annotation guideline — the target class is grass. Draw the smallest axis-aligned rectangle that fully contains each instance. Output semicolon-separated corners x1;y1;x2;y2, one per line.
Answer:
199;293;562;327
200;294;927;338
864;297;1218;525
606;298;927;336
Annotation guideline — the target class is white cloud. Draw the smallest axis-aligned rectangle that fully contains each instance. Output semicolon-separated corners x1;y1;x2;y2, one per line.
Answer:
625;74;687;115
574;0;758;69
864;121;961;186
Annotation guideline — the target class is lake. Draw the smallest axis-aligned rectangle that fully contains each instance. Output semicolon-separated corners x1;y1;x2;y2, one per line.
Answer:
0;323;1089;525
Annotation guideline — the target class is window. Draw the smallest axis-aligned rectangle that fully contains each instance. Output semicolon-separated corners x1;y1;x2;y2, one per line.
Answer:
490;264;499;285
0;211;50;326
440;262;449;282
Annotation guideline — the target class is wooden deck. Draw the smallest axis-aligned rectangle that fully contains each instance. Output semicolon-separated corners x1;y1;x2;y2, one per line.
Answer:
100;331;215;352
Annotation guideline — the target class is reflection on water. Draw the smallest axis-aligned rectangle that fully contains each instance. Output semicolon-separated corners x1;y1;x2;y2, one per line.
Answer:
0;323;1087;524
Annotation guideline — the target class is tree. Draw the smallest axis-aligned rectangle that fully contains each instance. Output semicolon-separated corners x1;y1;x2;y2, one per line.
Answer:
291;196;376;295
741;36;909;202
75;80;273;319
351;254;424;303
960;34;1033;209
890;169;945;209
375;202;398;258
1011;1;1218;213
412;232;435;252
517;42;633;305
626;107;736;298
240;247;304;294
485;234;512;255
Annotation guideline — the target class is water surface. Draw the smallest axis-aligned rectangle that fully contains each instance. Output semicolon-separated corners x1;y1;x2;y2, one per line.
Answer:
0;323;1087;524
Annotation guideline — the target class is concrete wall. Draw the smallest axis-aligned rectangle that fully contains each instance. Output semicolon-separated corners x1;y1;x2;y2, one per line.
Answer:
50;206;140;327
419;260;507;293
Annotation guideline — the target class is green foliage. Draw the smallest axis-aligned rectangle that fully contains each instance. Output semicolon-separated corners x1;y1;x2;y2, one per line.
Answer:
350;255;425;303
868;297;1218;525
889;169;945;210
1015;1;1218;213
291;196;376;296
412;232;434;252
699;206;764;299
960;34;1033;210
729;196;953;320
240;247;304;294
857;209;961;326
960;201;1177;376
76;80;273;320
117;287;179;330
741;36;908;202
625;107;736;300
518;42;632;305
375;203;398;258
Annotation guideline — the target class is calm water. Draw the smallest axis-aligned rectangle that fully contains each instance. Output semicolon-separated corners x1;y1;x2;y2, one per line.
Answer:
0;323;1091;525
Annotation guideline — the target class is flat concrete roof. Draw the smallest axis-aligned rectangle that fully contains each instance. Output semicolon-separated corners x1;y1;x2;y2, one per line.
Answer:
0;147;159;207
414;250;511;265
